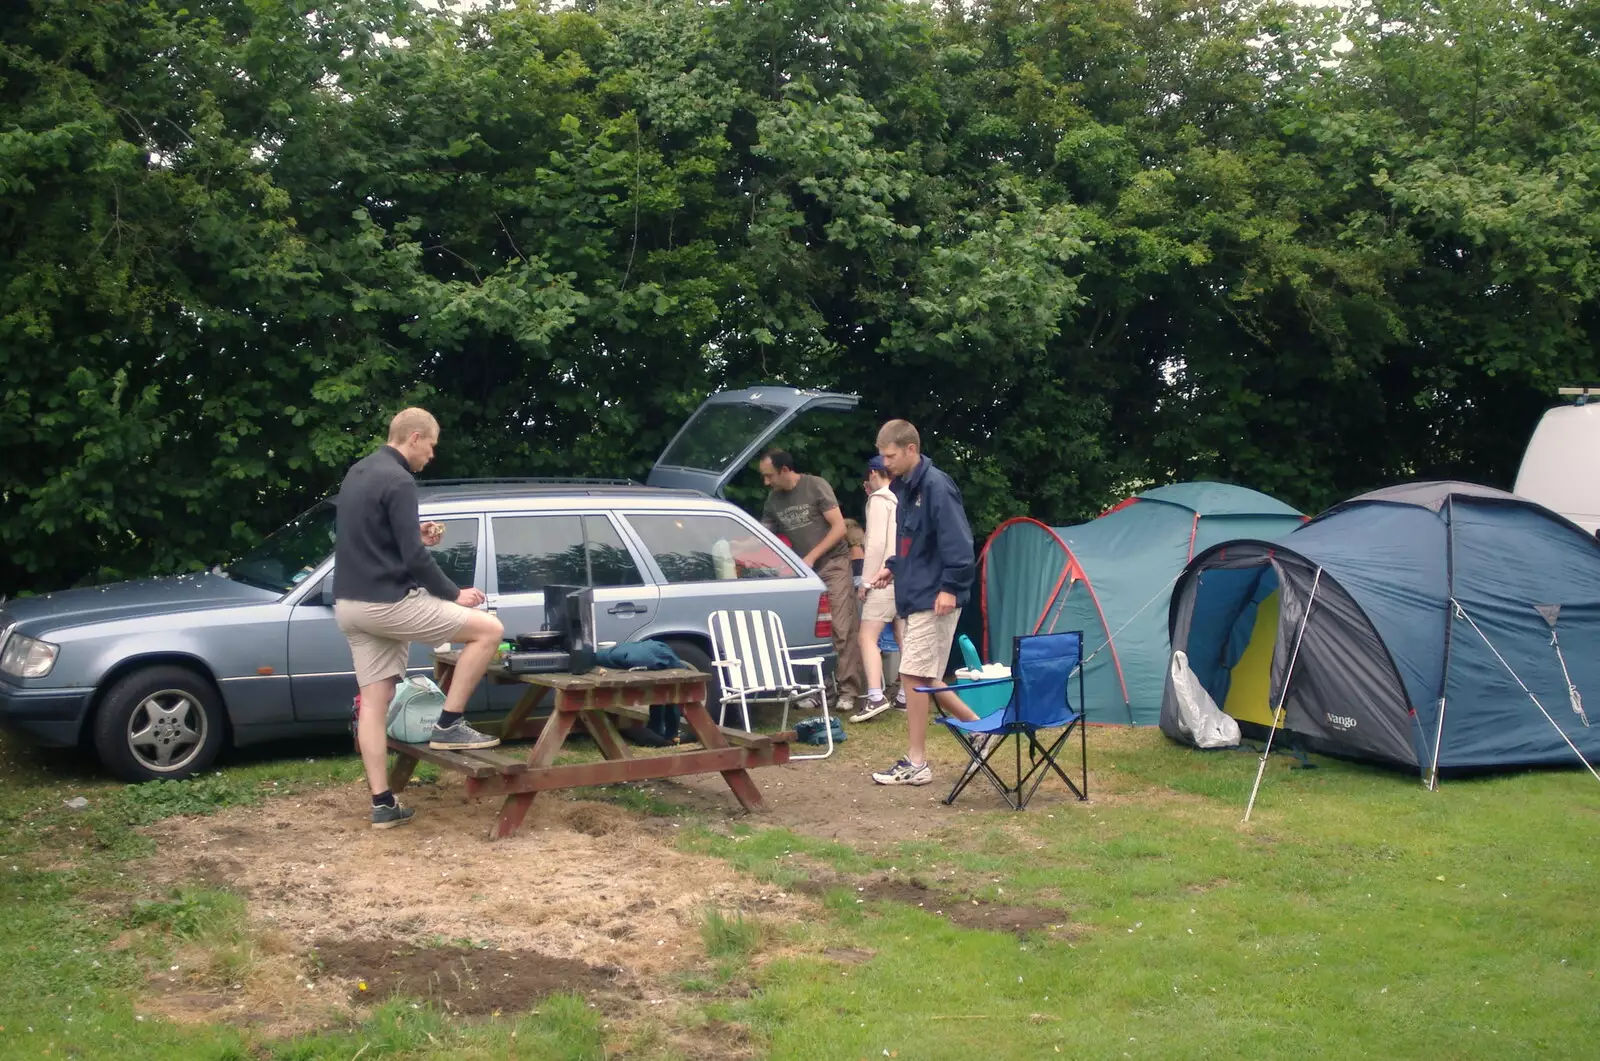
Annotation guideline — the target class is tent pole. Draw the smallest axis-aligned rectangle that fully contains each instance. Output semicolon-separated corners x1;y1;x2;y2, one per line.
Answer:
1244;567;1323;824
1427;700;1452;793
1430;496;1459;790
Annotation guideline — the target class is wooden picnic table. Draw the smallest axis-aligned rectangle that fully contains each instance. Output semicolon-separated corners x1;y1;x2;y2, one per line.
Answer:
385;652;793;839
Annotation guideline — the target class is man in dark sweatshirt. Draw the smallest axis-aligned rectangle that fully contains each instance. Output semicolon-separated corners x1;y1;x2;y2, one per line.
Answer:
334;407;504;828
866;419;985;786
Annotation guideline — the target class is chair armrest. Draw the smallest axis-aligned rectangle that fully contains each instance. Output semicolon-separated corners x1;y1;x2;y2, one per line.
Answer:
788;656;826;667
917;676;1012;693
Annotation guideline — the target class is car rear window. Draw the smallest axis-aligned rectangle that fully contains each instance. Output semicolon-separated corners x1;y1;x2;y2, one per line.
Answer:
656;402;782;474
492;514;644;592
624;513;798;583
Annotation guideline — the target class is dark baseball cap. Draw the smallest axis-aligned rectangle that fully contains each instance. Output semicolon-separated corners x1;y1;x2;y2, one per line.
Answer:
867;455;889;474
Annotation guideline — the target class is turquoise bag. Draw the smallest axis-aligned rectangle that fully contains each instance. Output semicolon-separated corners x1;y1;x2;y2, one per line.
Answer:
387;676;446;744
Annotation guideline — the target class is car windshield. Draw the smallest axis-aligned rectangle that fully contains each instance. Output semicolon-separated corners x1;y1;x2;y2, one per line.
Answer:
226;501;337;594
656;402;783;473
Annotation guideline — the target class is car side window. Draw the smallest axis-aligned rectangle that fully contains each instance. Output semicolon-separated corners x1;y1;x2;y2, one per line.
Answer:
428;519;480;588
492;515;588;594
585;516;644;587
625;513;799;583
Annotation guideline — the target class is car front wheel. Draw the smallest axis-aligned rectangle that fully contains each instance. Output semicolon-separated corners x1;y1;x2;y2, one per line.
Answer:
93;665;226;782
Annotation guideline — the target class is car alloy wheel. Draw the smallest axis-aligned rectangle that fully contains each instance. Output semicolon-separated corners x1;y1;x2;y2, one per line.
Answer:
126;688;209;774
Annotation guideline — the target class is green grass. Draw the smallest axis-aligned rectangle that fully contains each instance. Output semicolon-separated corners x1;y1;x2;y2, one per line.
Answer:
716;730;1600;1060
701;907;764;960
2;724;1598;1059
127;886;247;940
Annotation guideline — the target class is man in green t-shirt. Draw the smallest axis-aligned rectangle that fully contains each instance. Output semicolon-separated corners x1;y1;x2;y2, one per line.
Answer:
759;449;864;711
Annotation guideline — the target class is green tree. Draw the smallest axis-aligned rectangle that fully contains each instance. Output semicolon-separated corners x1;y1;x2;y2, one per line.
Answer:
0;0;419;593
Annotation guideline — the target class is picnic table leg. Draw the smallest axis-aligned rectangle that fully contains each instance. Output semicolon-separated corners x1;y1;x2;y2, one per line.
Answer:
496;683;543;743
491;694;580;840
388;752;420;794
581;710;632;762
680;698;765;812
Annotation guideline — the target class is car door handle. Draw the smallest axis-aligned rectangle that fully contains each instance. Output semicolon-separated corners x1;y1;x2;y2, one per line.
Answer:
607;602;647;616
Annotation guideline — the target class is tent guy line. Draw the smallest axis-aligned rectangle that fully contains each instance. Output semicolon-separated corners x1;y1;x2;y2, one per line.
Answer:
1078;573;1183;668
1538;608;1589;729
1448;599;1600;788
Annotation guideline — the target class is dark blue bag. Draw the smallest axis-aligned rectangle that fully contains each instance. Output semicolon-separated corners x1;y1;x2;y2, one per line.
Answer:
595;641;684;671
596;641;687;741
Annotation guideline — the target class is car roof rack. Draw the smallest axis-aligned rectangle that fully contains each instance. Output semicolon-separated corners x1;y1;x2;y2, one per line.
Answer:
419;476;642;487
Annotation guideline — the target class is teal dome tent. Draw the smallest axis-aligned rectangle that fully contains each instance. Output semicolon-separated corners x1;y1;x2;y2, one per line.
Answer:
979;483;1305;724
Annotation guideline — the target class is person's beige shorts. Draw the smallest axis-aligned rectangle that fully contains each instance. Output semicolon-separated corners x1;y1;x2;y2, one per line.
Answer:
899;607;961;679
861;589;897;625
336;589;473;687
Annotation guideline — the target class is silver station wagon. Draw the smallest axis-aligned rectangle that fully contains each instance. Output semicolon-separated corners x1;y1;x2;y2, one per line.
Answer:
0;387;857;782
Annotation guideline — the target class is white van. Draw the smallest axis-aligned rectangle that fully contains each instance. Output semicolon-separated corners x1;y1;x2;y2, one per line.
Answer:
1514;389;1600;535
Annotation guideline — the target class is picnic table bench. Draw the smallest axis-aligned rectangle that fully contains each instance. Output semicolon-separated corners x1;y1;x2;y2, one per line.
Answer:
386;652;794;839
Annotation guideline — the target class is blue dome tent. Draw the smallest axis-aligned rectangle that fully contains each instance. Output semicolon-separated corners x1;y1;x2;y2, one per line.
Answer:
980;482;1306;725
1162;482;1600;781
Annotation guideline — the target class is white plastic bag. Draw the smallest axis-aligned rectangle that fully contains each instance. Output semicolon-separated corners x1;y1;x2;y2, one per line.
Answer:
1168;651;1240;749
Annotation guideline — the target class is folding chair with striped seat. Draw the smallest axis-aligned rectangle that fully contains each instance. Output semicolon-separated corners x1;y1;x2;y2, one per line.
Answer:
708;609;834;760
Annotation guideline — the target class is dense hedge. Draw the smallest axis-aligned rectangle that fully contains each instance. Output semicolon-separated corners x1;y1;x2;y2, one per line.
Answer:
4;0;1596;594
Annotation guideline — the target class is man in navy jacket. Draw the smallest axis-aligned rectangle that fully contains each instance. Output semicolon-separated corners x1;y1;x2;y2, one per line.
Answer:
866;419;985;785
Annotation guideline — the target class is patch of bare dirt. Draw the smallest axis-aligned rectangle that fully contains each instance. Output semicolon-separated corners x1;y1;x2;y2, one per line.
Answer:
656;723;1099;852
141;785;815;979
133;780;822;1036
139;930;344;1037
1184;877;1234;894
128;726;1114;1038
793;868;1069;936
658;1018;757;1061
313;936;624;1016
820;946;876;964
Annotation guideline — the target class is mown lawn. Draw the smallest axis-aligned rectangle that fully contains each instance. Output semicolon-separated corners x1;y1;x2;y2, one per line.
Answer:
0;724;1595;1060
697;725;1600;1059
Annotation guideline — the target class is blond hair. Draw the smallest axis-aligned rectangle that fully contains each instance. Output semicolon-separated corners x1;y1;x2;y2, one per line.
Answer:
843;518;865;549
876;419;920;450
388;407;439;445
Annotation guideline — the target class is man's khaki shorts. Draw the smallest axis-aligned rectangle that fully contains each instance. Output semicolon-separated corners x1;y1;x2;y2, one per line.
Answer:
336;589;473;687
899;607;961;679
861;589;897;625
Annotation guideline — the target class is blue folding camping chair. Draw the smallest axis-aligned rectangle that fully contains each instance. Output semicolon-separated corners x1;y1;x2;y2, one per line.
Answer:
926;631;1088;810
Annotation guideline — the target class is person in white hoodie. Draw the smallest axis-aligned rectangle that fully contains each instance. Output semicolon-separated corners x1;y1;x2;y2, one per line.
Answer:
851;456;907;722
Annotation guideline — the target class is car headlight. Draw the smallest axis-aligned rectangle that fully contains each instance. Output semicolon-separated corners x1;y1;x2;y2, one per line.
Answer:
0;634;59;679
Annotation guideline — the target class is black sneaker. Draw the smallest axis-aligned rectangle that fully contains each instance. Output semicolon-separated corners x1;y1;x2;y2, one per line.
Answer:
429;720;501;750
371;801;415;830
850;696;894;723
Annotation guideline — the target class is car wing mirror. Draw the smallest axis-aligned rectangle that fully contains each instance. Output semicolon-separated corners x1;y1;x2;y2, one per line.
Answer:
319;577;336;608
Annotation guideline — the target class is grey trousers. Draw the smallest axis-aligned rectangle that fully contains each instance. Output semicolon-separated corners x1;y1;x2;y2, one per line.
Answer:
816;552;864;700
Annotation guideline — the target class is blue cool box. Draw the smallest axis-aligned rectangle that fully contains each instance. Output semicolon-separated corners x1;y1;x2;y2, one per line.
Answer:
953;676;1013;717
950;634;1012;716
